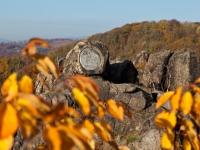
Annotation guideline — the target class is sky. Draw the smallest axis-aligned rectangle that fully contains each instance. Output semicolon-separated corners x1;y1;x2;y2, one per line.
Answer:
0;0;200;41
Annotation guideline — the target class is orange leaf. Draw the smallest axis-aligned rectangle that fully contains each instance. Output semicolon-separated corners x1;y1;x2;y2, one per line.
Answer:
94;122;109;142
22;38;50;56
180;91;193;115
81;120;94;138
19;75;33;93
170;86;183;111
65;106;80;118
156;91;174;109
0;135;13;150
118;146;131;150
1;73;18;101
44;125;61;150
72;88;91;116
107;99;124;121
0;103;18;139
97;101;106;118
161;132;174;149
100;120;114;140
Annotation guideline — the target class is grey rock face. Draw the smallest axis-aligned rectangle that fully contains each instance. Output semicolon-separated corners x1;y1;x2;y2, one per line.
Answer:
140;50;172;90
133;50;149;68
166;48;200;90
63;41;110;77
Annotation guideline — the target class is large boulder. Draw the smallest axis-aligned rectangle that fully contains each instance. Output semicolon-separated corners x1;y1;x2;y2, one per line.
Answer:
166;48;200;90
63;41;110;77
140;50;172;90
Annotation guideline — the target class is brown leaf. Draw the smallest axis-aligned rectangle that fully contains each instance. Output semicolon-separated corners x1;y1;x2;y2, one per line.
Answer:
118;145;131;150
22;38;50;56
0;103;18;139
107;99;124;121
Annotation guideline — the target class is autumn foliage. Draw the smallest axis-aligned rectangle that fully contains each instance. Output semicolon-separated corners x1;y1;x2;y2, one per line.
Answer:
0;38;132;150
155;80;200;150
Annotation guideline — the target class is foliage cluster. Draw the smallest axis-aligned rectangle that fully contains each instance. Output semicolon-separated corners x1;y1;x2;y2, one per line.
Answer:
88;20;200;60
0;38;132;150
155;79;200;150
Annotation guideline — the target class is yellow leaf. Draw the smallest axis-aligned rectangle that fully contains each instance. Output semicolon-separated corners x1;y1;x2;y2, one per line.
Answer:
155;110;176;133
94;122;109;142
161;132;174;149
107;99;124;121
183;138;192;150
100;120;114;140
72;88;90;116
185;120;200;150
1;73;18;101
16;98;39;117
0;135;13;150
67;75;99;106
35;54;59;79
193;98;200;114
180;91;193;115
170;86;183;111
18;111;38;139
22;38;50;56
19;75;33;93
118;146;131;150
156;91;174;109
18;93;51;116
0;103;18;139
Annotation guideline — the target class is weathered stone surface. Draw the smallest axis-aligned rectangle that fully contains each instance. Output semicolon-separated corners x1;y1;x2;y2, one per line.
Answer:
133;50;149;69
166;48;200;90
109;60;138;84
140;50;172;90
63;41;110;77
134;129;161;150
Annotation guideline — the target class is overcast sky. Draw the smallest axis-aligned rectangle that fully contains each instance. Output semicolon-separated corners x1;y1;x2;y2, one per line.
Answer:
0;0;200;41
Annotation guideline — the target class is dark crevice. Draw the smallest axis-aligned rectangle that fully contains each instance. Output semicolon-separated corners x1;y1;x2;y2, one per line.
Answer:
161;52;174;92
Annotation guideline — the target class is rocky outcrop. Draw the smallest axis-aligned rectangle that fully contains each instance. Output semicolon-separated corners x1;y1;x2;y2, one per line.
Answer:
140;50;172;90
63;41;110;77
165;48;200;90
13;41;200;150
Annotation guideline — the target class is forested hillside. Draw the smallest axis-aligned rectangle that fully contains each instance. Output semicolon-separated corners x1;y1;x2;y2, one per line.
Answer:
0;19;200;87
88;19;200;61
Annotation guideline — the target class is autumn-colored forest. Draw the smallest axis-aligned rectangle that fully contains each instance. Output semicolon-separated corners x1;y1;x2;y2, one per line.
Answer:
1;19;200;86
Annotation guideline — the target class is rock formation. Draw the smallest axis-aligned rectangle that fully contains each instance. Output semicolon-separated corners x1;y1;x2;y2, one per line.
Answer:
12;40;200;150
